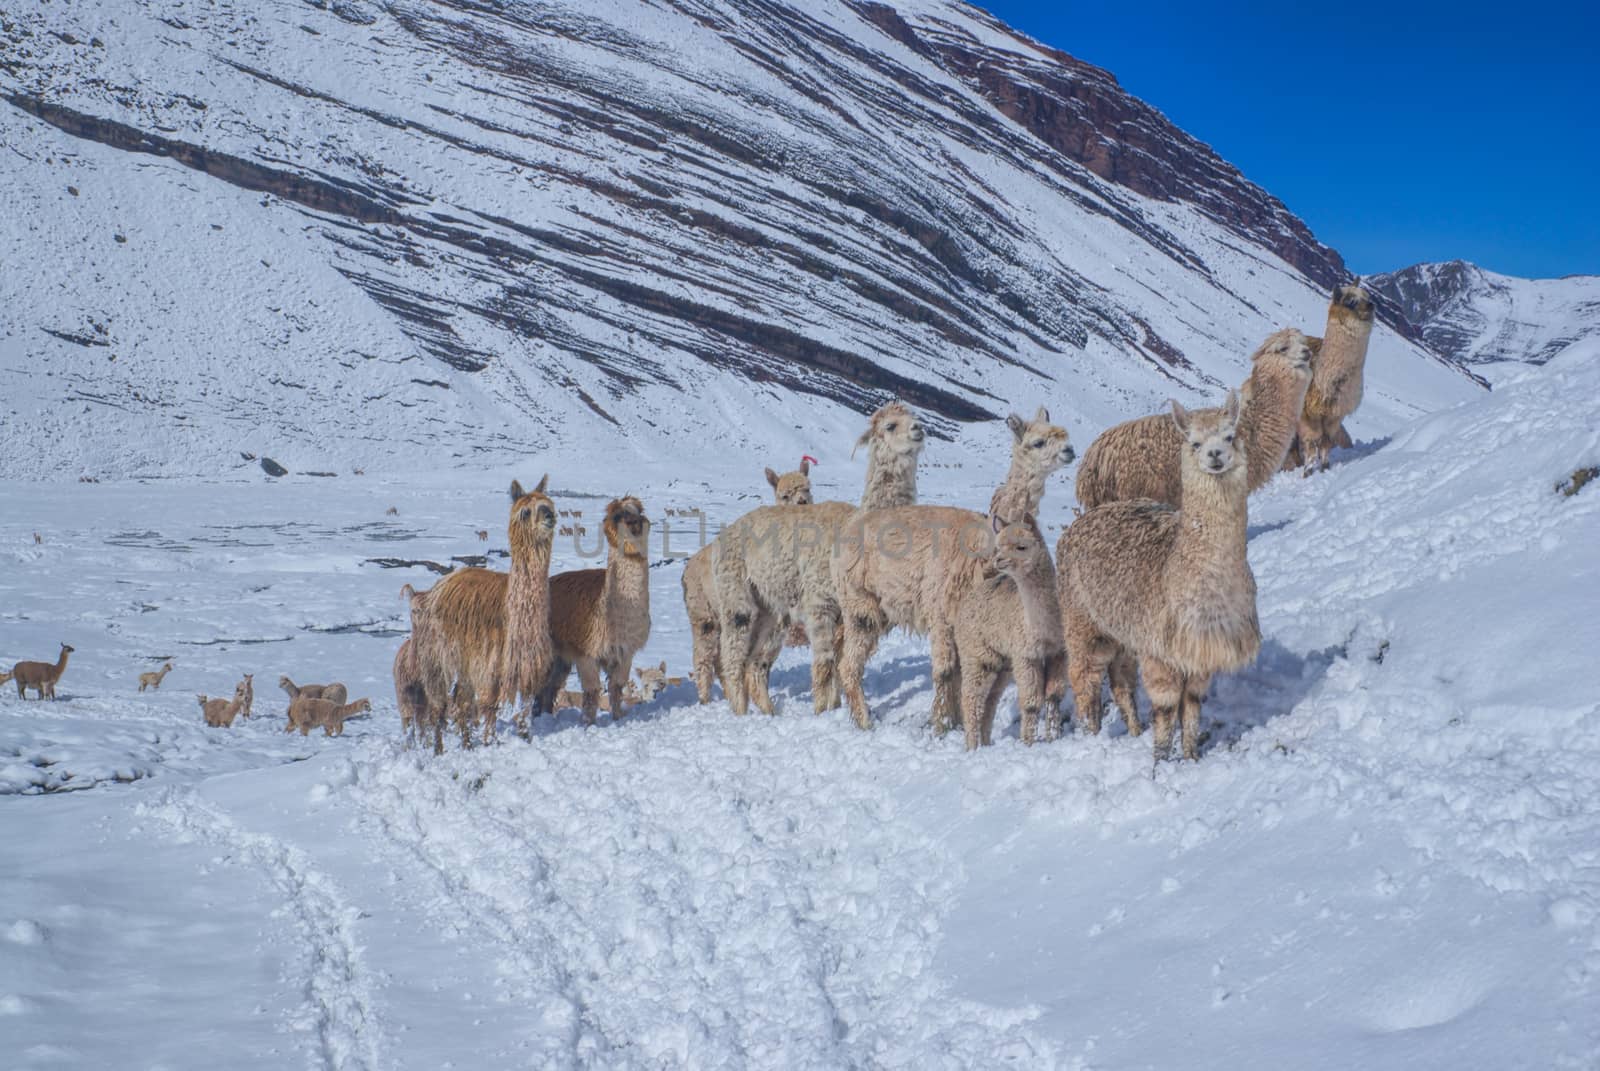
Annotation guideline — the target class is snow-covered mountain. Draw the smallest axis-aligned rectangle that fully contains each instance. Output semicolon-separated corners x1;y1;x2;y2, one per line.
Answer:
1369;260;1600;382
0;0;1479;480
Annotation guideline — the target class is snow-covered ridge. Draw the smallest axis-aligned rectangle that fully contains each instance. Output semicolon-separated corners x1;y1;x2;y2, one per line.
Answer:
0;0;1478;480
1369;259;1600;381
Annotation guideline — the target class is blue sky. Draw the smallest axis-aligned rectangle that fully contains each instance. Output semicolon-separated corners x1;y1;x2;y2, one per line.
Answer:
975;1;1597;279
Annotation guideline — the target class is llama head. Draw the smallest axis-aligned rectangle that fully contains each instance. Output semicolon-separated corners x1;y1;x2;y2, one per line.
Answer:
987;512;1048;577
1251;327;1315;379
854;400;925;463
60;643;75;654
1331;283;1376;322
1004;406;1075;477
278;674;294;691
196;694;208;707
508;475;557;553
603;496;651;558
1171;391;1243;477
765;463;813;506
353;698;372;714
634;660;669;701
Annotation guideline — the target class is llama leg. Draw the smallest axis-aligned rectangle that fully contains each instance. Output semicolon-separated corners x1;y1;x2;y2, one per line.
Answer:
718;600;756;716
1108;648;1142;736
1180;674;1209;761
577;660;603;726
961;665;995;752
930;625;961;738
608;656;634;719
806;608;841;715
1017;660;1044;746
1067;634;1112;735
982;673;1009;747
1041;651;1068;742
692;620;717;704
838;609;881;730
1143;660;1182;763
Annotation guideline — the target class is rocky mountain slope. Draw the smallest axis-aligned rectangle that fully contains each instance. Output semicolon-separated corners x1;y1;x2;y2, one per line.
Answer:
1369;260;1600;382
0;0;1479;480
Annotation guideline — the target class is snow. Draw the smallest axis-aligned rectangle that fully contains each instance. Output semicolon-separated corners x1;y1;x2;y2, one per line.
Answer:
3;350;1597;1067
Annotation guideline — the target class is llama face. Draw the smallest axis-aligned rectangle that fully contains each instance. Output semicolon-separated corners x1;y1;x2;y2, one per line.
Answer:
1256;327;1315;375
509;476;558;550
634;662;669;701
1172;392;1242;476
772;469;813;506
860;400;926;461
1334;283;1376;320
604;496;650;557
1007;407;1076;472
988;515;1045;577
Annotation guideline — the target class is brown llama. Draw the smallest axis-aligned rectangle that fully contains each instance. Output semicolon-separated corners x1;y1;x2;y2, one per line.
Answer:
536;496;652;725
199;681;249;728
278;676;349;714
138;661;175;692
288;696;373;736
12;643;74;700
415;476;556;746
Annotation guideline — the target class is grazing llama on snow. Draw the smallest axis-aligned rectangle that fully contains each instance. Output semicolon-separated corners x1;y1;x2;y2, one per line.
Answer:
536;496;652;725
413;477;557;746
712;401;925;716
11;643;74;700
138;661;175;692
288;696;373;736
831;408;1073;732
1058;391;1260;761
1075;328;1313;509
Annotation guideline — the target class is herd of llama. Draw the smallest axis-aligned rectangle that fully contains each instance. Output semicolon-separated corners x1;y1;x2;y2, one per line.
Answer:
393;284;1376;759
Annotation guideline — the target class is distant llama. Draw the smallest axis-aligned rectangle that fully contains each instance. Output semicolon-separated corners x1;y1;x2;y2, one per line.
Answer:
1284;283;1376;472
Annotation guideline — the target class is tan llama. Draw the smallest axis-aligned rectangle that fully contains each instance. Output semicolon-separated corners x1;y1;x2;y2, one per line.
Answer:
11;643;74;700
238;673;254;719
278;676;348;713
831;408;1073;732
1075;329;1313;509
288;696;373;736
536;496;652;725
953;514;1067;750
554;659;675;713
415;477;557;746
682;458;813;705
712;401;925;716
1058;391;1260;761
199;682;249;728
1284;283;1377;472
137;661;175;692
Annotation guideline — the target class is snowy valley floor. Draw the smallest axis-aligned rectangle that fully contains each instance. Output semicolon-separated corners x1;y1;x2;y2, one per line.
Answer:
3;354;1599;1069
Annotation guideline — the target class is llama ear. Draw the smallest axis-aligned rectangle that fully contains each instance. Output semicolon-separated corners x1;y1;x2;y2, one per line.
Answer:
509;479;525;501
851;426;872;458
1169;400;1191;434
1035;406;1049;422
991;512;1008;534
1005;414;1025;441
799;457;810;474
534;473;549;494
1224;389;1241;424
765;467;780;488
658;660;666;672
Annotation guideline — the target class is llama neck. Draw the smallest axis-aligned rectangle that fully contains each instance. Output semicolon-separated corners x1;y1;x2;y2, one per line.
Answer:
860;447;918;509
990;454;1050;520
506;538;553;647
55;648;70;673
1314;312;1373;390
1010;557;1063;650
604;549;651;621
1176;460;1250;573
1240;364;1309;490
